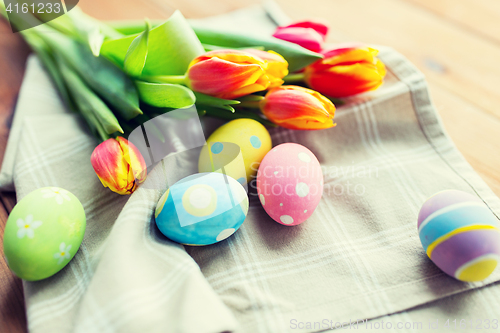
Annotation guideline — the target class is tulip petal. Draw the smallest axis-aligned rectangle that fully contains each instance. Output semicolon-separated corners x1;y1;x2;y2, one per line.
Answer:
282;20;329;40
91;139;130;194
305;46;386;98
307;60;386;97
91;137;147;195
243;49;289;88
226;74;270;99
273;27;324;52
117;137;147;183
313;47;378;70
260;85;335;130
189;49;267;67
278;118;336;130
188;57;269;99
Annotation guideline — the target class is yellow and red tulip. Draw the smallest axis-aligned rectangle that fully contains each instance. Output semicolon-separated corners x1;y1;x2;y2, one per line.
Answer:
186;49;288;99
272;20;329;52
90;137;147;195
259;85;336;130
304;45;387;98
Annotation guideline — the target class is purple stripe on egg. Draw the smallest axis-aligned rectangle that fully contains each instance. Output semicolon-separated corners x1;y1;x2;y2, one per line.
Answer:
418;190;482;228
430;229;500;278
418;205;499;251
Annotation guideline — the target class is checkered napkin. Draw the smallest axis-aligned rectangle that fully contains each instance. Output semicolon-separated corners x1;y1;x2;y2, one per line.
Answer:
2;4;500;333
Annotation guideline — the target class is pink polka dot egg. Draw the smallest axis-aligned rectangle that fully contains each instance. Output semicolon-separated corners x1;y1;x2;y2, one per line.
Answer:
257;143;323;226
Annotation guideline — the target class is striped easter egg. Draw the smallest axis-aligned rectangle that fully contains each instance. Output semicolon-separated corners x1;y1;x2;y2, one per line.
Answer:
418;190;500;282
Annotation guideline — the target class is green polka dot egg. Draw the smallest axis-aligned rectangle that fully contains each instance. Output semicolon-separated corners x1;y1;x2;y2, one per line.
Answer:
198;119;272;185
3;187;86;281
155;173;249;246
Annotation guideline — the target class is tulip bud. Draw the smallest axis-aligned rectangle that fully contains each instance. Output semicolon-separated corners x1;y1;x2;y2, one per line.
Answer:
243;49;289;88
186;49;288;99
304;45;387;98
259;85;336;130
281;20;329;39
90;137;147;195
273;20;329;52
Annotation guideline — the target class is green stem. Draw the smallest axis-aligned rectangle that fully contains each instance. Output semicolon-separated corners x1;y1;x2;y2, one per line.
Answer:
140;75;187;85
284;73;306;83
203;107;276;127
238;100;261;109
238;95;265;102
328;97;345;106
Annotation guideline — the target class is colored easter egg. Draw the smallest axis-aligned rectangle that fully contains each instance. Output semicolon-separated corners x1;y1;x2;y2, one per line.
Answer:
198;119;272;185
3;187;86;281
418;189;500;282
256;143;323;226
155;172;249;246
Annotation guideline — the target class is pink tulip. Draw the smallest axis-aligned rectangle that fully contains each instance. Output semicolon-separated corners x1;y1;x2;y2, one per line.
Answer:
273;20;329;52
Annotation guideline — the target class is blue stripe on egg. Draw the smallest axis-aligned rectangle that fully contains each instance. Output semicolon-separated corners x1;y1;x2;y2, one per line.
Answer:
419;203;499;251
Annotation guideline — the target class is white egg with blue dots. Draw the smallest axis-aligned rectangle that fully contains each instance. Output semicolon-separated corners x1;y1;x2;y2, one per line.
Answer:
155;172;249;246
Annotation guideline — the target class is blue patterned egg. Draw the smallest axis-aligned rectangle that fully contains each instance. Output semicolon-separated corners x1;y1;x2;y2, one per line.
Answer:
418;189;500;282
154;173;249;246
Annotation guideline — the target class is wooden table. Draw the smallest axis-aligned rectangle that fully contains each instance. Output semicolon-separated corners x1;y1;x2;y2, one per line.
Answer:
1;0;500;331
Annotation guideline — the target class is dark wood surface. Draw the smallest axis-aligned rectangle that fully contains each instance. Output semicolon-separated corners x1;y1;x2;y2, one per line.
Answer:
1;0;500;331
0;16;29;333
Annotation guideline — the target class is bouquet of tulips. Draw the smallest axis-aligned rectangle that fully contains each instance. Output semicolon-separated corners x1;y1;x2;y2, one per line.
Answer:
0;2;386;194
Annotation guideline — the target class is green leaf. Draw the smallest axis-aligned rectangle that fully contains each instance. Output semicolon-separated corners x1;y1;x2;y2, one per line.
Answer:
42;12;80;38
139;75;187;85
0;1;6;17
189;24;323;72
57;58;124;135
66;7;123;39
194;92;240;113
124;20;151;77
87;28;105;57
106;20;149;35
41;7;114;57
21;32;74;110
136;81;195;109
106;19;322;72
34;28;142;120
101;11;204;75
201;43;265;52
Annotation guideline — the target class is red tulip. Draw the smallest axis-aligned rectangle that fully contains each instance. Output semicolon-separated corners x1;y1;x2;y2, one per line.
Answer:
90;137;147;195
259;85;336;130
273;20;329;52
186;49;288;99
304;45;387;98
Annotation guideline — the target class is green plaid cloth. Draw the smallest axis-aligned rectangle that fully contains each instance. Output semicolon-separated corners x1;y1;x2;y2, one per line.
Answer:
1;3;500;333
